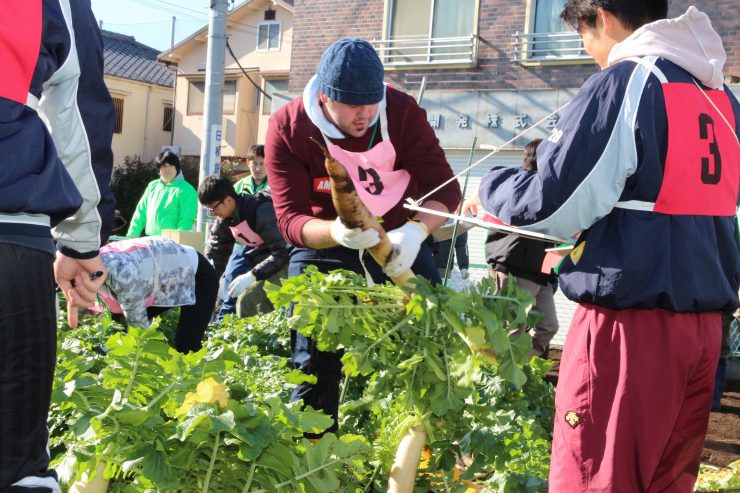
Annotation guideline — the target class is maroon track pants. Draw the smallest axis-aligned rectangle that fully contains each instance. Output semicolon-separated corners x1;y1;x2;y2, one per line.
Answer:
549;304;721;493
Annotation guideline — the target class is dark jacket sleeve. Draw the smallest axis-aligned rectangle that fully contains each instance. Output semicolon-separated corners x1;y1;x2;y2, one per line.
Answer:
248;200;290;280
53;0;115;257
204;219;235;277
478;66;635;239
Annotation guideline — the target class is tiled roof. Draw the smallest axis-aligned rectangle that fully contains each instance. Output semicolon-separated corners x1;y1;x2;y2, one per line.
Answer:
102;30;174;87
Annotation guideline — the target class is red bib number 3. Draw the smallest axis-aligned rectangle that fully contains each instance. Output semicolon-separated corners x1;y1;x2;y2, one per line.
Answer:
655;83;739;216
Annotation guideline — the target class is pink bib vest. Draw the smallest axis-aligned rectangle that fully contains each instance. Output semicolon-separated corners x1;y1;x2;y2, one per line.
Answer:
322;105;411;217
229;220;264;248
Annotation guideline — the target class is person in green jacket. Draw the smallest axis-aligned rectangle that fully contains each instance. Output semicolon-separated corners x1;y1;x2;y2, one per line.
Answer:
234;144;269;195
126;150;198;237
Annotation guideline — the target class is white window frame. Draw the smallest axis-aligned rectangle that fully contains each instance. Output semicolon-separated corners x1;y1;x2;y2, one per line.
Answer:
256;21;281;52
379;0;480;68
512;0;590;64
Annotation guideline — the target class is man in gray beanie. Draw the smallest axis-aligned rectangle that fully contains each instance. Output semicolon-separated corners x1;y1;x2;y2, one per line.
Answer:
265;37;461;434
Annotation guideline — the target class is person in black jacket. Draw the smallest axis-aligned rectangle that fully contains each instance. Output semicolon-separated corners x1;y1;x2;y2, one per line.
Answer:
198;175;291;318
1;2;115;490
485;139;558;358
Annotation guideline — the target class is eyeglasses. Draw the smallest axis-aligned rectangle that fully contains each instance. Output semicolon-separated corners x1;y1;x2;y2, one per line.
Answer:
205;200;224;214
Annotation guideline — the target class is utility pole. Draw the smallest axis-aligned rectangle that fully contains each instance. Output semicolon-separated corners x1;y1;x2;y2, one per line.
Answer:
170;16;176;49
196;0;228;233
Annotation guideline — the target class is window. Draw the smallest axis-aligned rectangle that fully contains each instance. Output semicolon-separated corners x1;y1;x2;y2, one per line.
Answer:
112;97;124;134
162;105;173;132
382;0;477;66
512;0;588;62
223;80;237;113
257;22;280;51
261;79;289;116
532;0;568;35
186;79;237;115
532;0;569;56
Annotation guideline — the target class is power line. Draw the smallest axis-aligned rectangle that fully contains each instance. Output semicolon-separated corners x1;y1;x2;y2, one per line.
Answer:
107;18;203;24
128;0;206;22
148;0;208;17
103;20;175;26
128;0;294;41
228;23;293;41
225;39;272;100
122;0;295;51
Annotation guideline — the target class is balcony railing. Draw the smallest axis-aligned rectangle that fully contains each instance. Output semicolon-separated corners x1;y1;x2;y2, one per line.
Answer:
372;34;479;67
511;31;591;62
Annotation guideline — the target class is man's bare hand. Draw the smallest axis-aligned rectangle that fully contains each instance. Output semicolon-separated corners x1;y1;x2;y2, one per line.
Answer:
461;195;481;217
54;253;107;328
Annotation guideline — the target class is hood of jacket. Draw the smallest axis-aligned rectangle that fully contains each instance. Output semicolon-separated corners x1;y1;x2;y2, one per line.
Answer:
608;6;726;89
161;170;186;185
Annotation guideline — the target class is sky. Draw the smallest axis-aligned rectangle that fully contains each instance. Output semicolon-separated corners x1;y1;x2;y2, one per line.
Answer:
91;0;215;52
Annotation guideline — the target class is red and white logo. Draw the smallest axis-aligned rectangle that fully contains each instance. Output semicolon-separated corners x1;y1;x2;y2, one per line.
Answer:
313;178;332;194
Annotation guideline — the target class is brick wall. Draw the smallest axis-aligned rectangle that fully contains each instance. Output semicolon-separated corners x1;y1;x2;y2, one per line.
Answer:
290;0;739;94
288;0;385;93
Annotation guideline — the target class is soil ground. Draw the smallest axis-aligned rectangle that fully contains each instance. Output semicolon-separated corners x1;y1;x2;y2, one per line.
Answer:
546;349;740;467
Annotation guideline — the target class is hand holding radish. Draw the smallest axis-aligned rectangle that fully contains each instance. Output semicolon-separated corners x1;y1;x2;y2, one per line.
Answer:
329;217;380;249
383;220;428;278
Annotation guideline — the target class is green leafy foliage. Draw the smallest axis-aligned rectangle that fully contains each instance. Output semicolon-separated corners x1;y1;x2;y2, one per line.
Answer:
694;460;740;492
266;266;553;491
52;267;554;492
51;314;372;492
209;310;291;358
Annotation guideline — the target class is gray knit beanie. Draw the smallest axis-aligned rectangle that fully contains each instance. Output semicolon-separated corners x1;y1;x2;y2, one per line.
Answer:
317;38;384;105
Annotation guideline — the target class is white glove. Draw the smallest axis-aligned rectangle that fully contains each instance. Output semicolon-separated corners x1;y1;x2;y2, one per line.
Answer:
329;217;380;250
384;221;429;278
460;268;469;279
227;271;257;298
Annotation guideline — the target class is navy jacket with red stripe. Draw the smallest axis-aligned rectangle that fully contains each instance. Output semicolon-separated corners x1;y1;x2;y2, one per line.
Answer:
0;0;114;258
479;56;740;313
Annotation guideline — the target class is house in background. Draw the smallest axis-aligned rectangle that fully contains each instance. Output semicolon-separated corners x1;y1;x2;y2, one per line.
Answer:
287;0;739;342
159;0;294;159
102;30;175;165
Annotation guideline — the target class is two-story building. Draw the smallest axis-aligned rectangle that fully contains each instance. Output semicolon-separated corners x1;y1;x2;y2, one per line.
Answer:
159;0;294;159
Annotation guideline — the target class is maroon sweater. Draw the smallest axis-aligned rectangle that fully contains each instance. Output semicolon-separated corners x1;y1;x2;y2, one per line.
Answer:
265;86;461;248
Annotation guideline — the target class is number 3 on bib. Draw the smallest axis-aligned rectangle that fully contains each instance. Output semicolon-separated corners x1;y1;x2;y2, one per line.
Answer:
655;83;740;216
